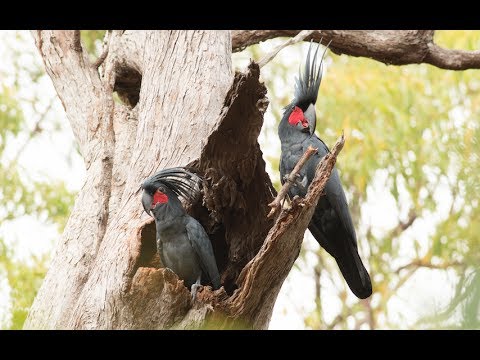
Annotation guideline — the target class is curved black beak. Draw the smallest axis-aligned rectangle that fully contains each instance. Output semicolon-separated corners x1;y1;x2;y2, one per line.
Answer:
141;191;153;216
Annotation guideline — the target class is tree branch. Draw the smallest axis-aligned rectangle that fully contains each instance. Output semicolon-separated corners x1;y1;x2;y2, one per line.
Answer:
388;209;417;240
31;30;103;158
267;145;318;218
363;297;376;330
377;259;466;314
326;314;345;330
8;96;56;166
389;267;419;302
72;30;82;52
93;30;111;69
232;30;480;70
425;43;480;70
395;259;464;274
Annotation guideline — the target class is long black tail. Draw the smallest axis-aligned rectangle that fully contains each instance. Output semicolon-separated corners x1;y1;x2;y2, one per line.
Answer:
335;239;372;299
309;222;372;299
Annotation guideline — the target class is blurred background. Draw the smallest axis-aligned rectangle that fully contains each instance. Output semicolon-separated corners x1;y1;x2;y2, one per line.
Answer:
0;30;479;329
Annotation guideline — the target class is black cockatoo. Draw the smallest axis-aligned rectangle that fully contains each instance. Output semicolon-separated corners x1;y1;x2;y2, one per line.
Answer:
278;42;372;299
141;167;220;298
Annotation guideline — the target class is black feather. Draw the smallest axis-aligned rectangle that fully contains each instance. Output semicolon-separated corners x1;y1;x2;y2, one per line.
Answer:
142;167;202;203
292;40;330;108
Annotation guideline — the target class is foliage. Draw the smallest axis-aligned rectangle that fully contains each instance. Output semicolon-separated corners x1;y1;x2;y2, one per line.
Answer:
0;239;48;329
0;31;77;329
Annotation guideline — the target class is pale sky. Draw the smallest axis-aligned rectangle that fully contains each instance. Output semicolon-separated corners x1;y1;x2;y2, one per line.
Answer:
0;31;458;329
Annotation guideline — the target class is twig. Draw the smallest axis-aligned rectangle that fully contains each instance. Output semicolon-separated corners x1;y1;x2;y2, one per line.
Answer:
362;297;376;329
323;132;345;158
9;97;56;166
257;30;315;69
326;314;345;330
395;259;463;274
36;30;43;53
388;209;417;240
267;145;318;218
389;267;419;301
93;30;111;69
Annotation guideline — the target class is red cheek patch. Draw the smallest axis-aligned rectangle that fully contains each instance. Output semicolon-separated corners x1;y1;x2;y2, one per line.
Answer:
288;106;307;128
152;191;168;208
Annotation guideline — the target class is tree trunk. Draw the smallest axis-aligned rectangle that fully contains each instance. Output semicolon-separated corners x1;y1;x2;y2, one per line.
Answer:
25;30;327;329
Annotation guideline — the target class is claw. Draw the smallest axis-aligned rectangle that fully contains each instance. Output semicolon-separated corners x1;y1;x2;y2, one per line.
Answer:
190;276;202;302
297;174;308;192
289;173;308;193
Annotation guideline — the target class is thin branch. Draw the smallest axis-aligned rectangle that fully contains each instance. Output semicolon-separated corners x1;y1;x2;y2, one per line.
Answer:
380;260;466;311
93;30;111;69
395;259;464;274
391;267;419;299
400;211;417;231
36;30;43;54
257;30;314;68
232;30;480;71
326;314;345;330
388;209;417;240
362;297;376;329
448;184;458;218
267;145;318;218
314;258;322;303
8;97;56;166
